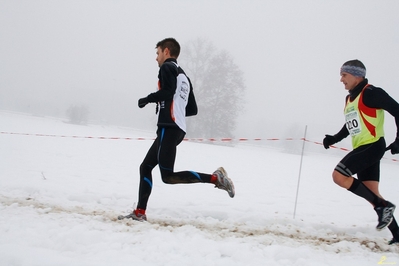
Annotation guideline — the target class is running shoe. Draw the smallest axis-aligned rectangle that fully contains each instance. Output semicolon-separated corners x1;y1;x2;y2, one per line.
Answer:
213;167;235;198
375;201;396;230
388;237;399;245
129;208;147;222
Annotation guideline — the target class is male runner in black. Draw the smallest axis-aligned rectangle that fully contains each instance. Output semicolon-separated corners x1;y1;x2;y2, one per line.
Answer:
323;59;399;245
129;38;235;221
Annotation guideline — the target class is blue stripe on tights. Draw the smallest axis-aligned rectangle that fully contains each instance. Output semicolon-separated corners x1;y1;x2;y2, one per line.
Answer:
160;128;165;142
144;177;152;188
158;128;173;171
190;171;202;181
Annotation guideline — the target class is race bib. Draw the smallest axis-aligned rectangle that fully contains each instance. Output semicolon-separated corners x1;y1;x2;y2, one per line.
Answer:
345;109;361;136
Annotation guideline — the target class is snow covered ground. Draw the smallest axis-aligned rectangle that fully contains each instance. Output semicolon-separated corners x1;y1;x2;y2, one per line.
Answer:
1;110;398;266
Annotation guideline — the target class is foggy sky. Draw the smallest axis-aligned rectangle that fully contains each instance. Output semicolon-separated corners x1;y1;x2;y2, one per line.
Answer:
1;0;399;141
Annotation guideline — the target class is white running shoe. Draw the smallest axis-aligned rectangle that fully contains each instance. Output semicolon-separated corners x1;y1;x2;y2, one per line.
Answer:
129;208;147;222
213;167;235;198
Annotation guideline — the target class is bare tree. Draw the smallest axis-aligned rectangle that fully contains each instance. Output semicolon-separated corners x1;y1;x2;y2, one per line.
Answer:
66;104;89;125
180;38;245;139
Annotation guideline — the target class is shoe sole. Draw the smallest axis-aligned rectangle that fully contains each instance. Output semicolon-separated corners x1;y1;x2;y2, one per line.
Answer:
388;240;399;245
217;167;235;198
377;217;393;231
127;213;147;222
376;205;396;231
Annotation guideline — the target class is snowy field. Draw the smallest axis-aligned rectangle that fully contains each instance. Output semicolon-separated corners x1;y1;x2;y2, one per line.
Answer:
1;110;398;266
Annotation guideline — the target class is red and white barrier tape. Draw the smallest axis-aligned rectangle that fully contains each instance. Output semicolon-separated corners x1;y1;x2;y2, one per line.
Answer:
0;131;299;142
1;131;398;162
0;131;149;141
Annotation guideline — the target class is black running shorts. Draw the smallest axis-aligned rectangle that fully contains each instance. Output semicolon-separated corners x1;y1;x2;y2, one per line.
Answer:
334;137;386;182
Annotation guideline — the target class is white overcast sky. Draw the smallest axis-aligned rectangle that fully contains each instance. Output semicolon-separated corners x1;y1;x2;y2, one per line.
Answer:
1;0;399;139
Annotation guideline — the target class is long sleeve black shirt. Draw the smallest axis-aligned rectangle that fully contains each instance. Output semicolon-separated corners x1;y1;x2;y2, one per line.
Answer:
335;79;399;141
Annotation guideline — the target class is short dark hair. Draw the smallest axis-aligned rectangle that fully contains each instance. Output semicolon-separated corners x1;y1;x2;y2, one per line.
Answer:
156;38;180;58
342;59;366;71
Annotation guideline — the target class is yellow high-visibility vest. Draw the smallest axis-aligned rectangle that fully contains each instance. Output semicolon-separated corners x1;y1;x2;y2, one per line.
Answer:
344;85;385;149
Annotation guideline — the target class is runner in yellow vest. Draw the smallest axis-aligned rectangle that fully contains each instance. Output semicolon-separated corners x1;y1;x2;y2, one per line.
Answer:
323;59;399;245
344;84;385;149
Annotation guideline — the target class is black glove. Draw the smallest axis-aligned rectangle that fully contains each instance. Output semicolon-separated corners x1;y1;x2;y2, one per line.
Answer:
386;138;399;154
323;134;337;149
138;97;148;108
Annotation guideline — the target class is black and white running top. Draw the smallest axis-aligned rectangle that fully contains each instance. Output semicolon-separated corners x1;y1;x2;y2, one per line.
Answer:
147;58;197;133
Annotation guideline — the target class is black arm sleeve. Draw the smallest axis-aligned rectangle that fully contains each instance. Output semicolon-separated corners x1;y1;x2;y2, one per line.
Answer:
334;124;349;142
363;87;399;138
147;63;177;103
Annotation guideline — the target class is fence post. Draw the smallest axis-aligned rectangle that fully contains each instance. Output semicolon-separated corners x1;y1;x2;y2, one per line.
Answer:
293;125;307;219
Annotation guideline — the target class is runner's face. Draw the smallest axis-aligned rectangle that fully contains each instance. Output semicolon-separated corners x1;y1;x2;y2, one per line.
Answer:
156;47;169;67
340;72;362;91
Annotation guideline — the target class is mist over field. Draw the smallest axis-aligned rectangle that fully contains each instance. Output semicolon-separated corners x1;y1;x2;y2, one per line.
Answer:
1;0;399;141
2;2;399;264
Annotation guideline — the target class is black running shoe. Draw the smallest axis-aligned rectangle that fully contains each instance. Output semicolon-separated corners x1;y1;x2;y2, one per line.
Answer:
375;201;396;231
388;237;399;245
